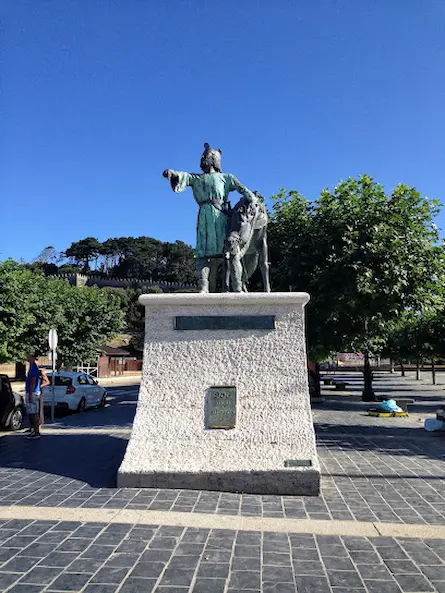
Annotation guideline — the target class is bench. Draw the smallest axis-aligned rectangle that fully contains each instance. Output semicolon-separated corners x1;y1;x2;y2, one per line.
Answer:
333;381;348;390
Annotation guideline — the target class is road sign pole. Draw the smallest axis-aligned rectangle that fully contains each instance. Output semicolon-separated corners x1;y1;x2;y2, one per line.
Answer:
48;329;58;423
51;351;56;423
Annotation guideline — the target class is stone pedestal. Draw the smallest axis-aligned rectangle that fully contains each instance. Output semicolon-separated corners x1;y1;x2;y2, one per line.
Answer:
117;292;320;495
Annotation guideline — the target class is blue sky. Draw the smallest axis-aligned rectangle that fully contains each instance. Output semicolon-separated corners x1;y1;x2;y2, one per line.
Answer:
2;0;445;262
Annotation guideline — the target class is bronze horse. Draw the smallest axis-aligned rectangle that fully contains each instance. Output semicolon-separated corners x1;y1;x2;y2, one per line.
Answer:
224;191;270;292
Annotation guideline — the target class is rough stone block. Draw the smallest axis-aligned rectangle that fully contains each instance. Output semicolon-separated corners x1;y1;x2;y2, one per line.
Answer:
117;292;320;495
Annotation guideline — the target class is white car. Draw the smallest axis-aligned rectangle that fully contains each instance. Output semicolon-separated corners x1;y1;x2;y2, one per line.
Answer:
42;372;107;413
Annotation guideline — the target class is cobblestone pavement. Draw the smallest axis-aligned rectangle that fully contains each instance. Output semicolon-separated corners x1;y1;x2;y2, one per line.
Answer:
1;520;445;593
0;375;445;592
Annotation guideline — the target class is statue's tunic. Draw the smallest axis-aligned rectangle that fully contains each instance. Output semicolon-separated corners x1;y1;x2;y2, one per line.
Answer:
170;171;253;258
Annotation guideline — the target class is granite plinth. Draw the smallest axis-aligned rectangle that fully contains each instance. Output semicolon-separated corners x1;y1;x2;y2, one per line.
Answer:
117;292;320;495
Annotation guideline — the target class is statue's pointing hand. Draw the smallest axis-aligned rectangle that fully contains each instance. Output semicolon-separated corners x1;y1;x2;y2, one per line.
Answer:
162;169;179;191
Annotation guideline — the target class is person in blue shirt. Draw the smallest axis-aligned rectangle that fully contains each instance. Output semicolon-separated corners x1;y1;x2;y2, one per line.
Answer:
25;352;42;439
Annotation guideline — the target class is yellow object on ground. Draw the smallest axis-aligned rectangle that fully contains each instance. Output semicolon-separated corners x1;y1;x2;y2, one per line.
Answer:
367;408;408;417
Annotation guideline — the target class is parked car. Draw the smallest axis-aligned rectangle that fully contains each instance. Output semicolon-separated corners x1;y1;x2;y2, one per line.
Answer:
42;372;107;413
0;374;25;431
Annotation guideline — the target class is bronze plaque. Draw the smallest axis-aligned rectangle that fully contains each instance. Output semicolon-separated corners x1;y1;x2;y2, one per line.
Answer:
207;386;237;429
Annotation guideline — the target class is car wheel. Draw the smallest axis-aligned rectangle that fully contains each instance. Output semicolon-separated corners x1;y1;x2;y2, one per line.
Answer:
77;398;86;413
9;407;23;431
98;393;107;408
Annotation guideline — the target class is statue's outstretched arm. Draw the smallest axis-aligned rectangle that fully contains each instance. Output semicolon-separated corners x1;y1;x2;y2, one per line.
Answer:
162;170;194;193
162;169;180;191
229;175;256;202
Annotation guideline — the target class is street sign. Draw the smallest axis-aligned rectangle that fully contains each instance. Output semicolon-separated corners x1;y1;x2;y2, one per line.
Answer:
48;329;58;351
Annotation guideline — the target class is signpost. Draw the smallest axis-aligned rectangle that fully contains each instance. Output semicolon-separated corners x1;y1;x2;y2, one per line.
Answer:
48;329;58;422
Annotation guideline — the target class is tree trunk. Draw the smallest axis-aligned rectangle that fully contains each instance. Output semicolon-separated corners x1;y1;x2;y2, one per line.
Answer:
390;358;395;374
362;351;375;401
416;360;420;380
432;358;436;385
315;363;322;399
15;362;26;381
400;361;405;377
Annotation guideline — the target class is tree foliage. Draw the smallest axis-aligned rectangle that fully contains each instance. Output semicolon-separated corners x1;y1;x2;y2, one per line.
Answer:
269;176;445;367
61;236;196;283
0;261;124;366
64;237;102;272
34;245;61;264
385;307;445;365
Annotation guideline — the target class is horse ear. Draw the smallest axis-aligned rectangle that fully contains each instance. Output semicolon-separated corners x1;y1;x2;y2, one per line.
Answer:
217;148;222;154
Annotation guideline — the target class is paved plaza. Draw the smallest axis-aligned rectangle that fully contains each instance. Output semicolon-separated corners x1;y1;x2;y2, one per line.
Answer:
1;372;445;592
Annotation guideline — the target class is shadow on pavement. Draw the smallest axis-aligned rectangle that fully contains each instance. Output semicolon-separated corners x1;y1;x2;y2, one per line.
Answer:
316;423;445;464
0;433;128;488
315;422;425;436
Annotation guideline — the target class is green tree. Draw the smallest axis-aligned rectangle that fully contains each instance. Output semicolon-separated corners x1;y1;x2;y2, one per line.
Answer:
385;307;445;384
108;237;195;283
65;237;102;272
0;260;124;366
269;176;445;400
34;245;61;264
124;286;163;351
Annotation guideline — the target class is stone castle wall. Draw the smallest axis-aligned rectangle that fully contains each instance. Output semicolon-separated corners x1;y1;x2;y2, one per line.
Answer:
48;273;196;292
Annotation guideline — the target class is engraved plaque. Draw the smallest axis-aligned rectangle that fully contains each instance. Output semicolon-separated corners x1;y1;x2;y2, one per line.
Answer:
175;316;275;331
207;386;237;429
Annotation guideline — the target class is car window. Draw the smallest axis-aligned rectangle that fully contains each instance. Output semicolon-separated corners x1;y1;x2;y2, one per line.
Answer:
78;375;88;385
49;376;72;387
86;376;96;385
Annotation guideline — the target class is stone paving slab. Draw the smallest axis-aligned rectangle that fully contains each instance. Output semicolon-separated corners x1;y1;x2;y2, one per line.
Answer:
1;377;445;590
1;377;445;526
0;520;445;593
2;428;445;526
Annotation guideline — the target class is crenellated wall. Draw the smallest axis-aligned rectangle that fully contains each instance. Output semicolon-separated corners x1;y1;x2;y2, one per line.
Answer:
47;273;196;292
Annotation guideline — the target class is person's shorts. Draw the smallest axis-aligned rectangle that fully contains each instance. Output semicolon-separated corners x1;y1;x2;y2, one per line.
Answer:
26;393;40;415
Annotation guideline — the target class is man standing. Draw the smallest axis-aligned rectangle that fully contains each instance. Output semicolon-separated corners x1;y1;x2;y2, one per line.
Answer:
25;352;41;439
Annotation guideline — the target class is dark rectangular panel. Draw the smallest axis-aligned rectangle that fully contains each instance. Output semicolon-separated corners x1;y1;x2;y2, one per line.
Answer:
284;460;313;468
175;315;275;331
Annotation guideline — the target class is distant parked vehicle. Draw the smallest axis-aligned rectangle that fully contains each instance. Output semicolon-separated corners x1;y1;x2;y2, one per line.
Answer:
0;374;25;431
42;372;107;413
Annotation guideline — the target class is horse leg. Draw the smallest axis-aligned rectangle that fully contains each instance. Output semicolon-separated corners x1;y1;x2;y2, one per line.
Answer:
230;251;244;292
259;230;271;292
242;251;259;292
209;258;221;293
223;253;231;292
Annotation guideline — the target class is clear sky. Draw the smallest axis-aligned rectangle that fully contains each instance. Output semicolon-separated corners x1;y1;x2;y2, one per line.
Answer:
2;0;445;262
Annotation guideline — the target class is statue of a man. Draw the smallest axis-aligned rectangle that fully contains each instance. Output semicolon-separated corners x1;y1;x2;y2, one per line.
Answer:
163;143;255;293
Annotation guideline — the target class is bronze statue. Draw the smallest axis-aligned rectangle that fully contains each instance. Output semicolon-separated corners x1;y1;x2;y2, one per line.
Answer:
163;144;270;293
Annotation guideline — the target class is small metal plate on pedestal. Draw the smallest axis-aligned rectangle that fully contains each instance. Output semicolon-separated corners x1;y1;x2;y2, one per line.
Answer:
284;459;313;468
175;316;275;331
207;386;237;429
